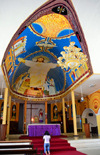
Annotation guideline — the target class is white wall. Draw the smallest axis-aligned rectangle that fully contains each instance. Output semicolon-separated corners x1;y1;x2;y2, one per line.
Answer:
72;0;100;73
0;0;100;73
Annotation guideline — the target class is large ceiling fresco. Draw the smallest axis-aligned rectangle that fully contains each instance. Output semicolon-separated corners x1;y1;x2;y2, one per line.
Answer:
1;0;93;101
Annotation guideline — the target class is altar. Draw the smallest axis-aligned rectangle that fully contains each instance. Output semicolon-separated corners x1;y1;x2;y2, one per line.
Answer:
27;124;61;137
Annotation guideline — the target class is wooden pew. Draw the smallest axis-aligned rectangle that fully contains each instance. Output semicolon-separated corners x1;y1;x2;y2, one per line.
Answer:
0;149;37;154
0;140;39;154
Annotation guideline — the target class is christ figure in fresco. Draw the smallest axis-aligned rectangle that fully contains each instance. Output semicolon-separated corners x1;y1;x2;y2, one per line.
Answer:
18;57;58;88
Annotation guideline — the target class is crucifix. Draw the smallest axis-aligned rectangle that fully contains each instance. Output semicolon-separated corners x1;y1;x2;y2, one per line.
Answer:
27;103;38;124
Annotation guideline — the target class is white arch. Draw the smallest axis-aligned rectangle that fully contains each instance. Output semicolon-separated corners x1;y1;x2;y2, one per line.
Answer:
82;108;97;129
82;108;95;118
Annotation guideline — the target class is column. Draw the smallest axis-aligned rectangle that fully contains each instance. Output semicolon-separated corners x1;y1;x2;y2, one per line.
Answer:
62;98;66;133
7;95;11;135
96;115;100;136
2;88;8;125
0;88;8;140
71;90;78;136
24;100;27;134
45;101;47;124
82;118;85;132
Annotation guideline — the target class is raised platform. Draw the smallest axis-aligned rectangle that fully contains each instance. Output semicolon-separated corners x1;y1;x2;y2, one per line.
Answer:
27;124;61;136
19;134;86;155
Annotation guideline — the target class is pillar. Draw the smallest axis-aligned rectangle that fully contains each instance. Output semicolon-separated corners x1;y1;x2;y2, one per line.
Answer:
7;95;11;135
24;100;27;134
62;98;66;133
96;115;100;136
0;88;8;140
2;88;8;125
82;118;85;132
45;101;47;124
71;90;78;136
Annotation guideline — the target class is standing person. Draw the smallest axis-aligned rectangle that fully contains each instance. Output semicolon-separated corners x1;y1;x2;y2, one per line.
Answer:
43;131;51;155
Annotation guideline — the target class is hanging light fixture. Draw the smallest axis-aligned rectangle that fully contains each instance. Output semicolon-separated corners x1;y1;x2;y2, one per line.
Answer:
57;14;88;71
0;82;4;99
67;95;70;108
57;41;88;71
80;85;84;102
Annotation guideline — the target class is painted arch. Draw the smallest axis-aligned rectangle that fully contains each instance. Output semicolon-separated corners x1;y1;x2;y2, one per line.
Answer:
1;0;93;101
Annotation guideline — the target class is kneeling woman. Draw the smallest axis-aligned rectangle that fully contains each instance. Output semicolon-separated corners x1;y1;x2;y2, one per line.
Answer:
43;131;51;155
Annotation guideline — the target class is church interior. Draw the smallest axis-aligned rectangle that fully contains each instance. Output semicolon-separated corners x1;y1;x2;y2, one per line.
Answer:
0;0;100;154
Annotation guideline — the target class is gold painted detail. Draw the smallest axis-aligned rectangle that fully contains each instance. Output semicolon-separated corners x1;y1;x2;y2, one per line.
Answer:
29;13;72;38
57;41;88;83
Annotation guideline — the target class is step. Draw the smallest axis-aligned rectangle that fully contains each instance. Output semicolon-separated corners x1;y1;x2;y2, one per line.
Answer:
50;150;86;155
33;142;70;148
36;145;76;153
31;138;68;143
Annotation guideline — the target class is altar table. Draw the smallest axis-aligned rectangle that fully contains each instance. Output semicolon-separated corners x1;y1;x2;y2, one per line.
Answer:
27;124;61;136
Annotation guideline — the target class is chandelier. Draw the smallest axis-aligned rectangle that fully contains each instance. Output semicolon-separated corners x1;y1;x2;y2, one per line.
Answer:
57;41;88;70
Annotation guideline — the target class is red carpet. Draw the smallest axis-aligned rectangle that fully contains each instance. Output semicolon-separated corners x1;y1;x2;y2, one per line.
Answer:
19;135;87;155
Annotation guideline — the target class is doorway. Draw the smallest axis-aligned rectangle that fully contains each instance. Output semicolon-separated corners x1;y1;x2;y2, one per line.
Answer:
82;108;98;135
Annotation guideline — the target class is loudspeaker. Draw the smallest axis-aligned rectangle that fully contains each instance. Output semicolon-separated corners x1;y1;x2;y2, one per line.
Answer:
78;100;80;103
88;113;93;116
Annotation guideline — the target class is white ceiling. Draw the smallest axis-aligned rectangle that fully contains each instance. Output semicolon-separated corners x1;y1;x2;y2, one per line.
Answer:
75;74;100;96
63;74;100;102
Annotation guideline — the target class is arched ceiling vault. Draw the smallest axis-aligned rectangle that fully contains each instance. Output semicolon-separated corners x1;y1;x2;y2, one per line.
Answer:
1;0;93;102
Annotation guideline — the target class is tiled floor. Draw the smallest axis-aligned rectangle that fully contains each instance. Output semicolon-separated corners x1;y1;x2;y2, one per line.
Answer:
62;132;100;155
6;132;100;155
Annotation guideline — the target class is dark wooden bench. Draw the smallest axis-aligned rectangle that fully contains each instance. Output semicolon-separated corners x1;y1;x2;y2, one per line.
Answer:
0;144;34;149
0;149;37;154
0;140;40;154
